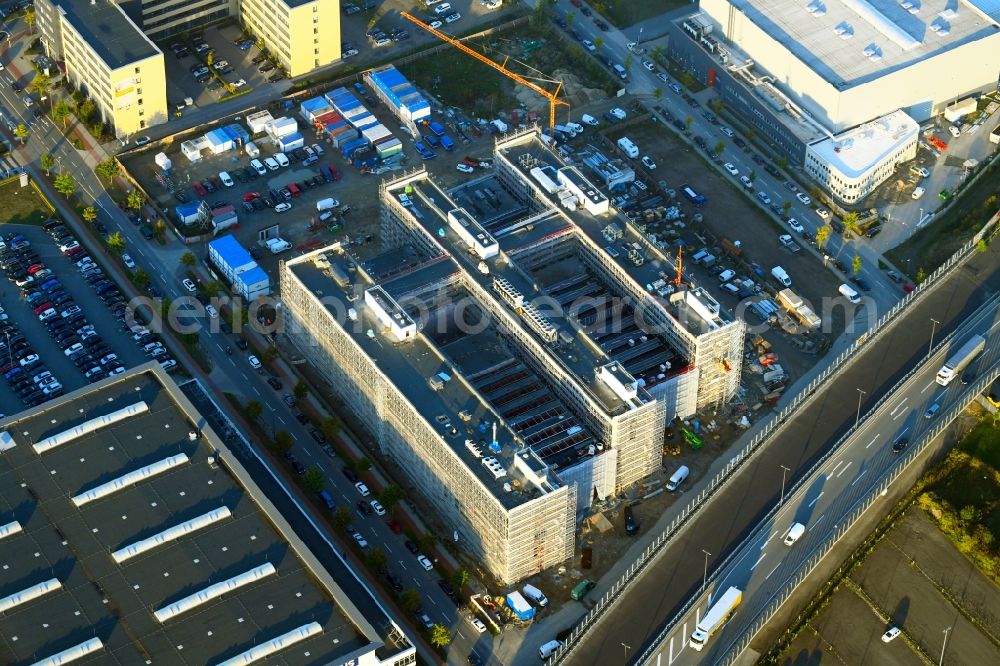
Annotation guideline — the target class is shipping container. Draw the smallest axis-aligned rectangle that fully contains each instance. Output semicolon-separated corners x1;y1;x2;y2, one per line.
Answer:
265;116;298;140
376;137;403;159
300;97;333;123
365;65;432;124
277;132;306;152
329;126;360;149
341;136;370;159
233;265;270;301
208;235;256;284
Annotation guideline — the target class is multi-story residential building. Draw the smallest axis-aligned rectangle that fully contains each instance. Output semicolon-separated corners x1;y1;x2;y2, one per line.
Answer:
280;128;744;584
239;0;341;77
35;0;167;137
0;364;415;666
132;0;237;39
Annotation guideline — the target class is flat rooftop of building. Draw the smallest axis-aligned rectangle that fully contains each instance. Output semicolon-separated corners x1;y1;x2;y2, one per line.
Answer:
495;131;733;336
286;252;564;509
55;0;160;70
808;109;919;177
722;0;1000;88
386;175;635;414
0;369;373;666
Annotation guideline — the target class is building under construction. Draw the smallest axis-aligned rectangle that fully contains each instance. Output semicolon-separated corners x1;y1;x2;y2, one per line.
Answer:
279;128;743;583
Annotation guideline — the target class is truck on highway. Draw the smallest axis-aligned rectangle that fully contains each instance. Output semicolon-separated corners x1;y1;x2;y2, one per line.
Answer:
935;334;985;385
690;586;742;651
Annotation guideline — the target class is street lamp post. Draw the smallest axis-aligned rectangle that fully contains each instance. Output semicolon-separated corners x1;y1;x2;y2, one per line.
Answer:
929;318;940;356
701;549;711;591
939;626;952;665
621;642;631;662
855;389;866;426
780;464;791;506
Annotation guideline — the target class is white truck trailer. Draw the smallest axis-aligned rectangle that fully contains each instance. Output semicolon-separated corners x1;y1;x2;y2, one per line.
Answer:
936;334;985;386
690;586;742;651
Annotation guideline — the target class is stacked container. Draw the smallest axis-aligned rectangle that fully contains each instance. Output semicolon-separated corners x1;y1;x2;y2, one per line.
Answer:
364;66;431;126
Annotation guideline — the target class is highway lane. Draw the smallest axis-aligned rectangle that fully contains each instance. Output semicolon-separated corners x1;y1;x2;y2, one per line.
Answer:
0;22;465;652
646;296;1000;664
556;225;1000;664
549;0;902;312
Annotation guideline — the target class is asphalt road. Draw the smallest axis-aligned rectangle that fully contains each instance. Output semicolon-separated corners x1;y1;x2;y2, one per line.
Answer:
648;296;1000;665
557;227;1000;663
0;18;469;663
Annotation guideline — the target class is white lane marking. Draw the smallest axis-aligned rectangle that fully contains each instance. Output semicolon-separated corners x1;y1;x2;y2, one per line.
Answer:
894;428;909;442
890;397;908;416
751;552;766;571
251;386;261;397
384;543;391;554
836;461;853;478
990;320;1000;332
428;596;437;606
765;563;781;580
921;381;935;394
277;416;286;425
668;637;674;664
398;561;407;571
301;448;311;457
808;491;824;508
414;579;420;588
810;514;825;530
866;435;879;449
852;470;868;487
830;461;844;476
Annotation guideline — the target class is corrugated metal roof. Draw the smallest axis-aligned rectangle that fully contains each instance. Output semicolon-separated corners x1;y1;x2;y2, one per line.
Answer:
208;235;254;271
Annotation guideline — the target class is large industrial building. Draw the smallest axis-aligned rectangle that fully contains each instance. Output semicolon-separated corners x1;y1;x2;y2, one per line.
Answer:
0;365;415;666
280;128;744;583
667;0;1000;201
35;0;168;137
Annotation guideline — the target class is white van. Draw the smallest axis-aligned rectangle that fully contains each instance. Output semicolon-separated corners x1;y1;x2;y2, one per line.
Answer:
274;152;290;167
316;197;339;211
783;522;806;546
771;266;792;287
538;640;562;660
838;283;861;304
492;118;509;133
245;141;260;158
522;583;549;607
566;122;584;135
667;465;690;491
219;171;234;187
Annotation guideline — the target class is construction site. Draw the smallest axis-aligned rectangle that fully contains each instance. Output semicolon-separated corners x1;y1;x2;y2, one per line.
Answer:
277;126;748;585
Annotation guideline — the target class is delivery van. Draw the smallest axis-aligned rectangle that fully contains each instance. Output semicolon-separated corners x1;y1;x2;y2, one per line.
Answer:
667;465;689;491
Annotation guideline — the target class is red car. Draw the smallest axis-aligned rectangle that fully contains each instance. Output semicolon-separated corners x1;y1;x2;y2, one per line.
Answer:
243;191;260;202
192;181;207;196
27;263;46;274
33;302;53;315
65;246;85;257
385;518;402;534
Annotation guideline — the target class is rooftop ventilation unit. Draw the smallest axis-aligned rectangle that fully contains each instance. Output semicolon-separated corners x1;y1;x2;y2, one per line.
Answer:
806;1;827;15
481;456;507;479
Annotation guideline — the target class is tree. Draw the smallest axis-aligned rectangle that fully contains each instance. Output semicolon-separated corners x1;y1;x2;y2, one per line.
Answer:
852;254;862;275
977;239;988;253
293;379;308;400
24;7;35;34
378;484;405;510
593;36;603;51
333;506;352;529
429;624;451;647
842;211;861;238
916;267;927;283
816;225;831;249
651;45;664;63
623;53;634;70
302;468;324;494
960;505;981;523
782;200;792;215
244;399;263;422
529;0;552;30
713;141;725;156
106;231;125;255
749;169;757;183
127;189;145;212
451;567;471;591
77;98;96;124
29;73;50;106
53;100;71;129
262;346;279;363
321;417;342;441
565;10;574;28
684;115;693;130
82;206;97;224
653;87;663;102
132;269;150;288
95;157;120;184
203;280;222;297
272;430;293;454
54;172;75;197
40;153;55;175
400;589;421;613
354;456;371;472
366;547;388;572
181;251;197;267
13;123;28;145
419;531;437;552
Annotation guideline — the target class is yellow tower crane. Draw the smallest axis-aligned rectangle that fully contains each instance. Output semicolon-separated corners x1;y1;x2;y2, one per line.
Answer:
401;12;569;130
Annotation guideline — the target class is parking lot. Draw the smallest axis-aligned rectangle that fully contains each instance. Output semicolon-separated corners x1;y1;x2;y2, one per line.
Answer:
781;509;1000;665
161;24;288;117
0;222;175;416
